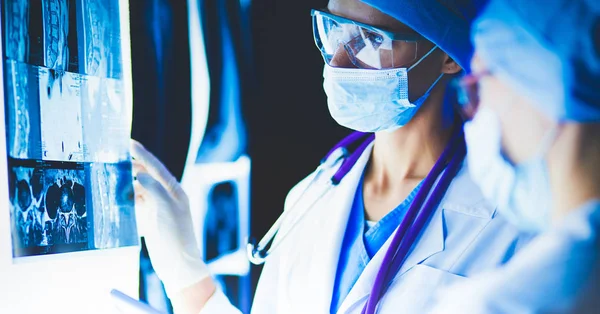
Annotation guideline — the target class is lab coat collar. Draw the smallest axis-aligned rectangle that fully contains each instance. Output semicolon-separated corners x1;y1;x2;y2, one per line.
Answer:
439;160;496;220
303;141;375;313
337;162;495;313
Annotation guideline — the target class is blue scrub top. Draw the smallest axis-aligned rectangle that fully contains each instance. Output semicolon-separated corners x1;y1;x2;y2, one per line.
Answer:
330;174;422;313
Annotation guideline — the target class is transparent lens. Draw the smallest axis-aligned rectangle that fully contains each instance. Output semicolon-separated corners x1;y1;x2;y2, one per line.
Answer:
313;13;418;69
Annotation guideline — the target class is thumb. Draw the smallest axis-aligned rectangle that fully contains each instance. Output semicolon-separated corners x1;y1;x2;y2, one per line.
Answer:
136;172;173;206
130;140;186;200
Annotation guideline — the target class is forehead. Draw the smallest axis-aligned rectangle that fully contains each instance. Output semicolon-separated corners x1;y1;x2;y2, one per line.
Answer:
327;0;417;34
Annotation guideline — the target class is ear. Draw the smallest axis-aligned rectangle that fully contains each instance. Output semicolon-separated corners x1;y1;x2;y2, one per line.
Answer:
441;53;463;75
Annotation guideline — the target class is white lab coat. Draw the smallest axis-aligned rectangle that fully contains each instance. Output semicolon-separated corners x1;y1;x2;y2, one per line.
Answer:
201;143;533;314
429;200;600;314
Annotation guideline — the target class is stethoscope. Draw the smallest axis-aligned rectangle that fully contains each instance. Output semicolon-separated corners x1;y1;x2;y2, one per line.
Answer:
247;126;466;313
247;131;375;265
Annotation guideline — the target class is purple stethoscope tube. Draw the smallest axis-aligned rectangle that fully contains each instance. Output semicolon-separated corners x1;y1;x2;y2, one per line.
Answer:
330;133;376;185
362;126;466;314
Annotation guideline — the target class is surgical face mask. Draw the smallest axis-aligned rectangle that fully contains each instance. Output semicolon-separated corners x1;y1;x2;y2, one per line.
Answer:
323;46;443;133
464;107;559;232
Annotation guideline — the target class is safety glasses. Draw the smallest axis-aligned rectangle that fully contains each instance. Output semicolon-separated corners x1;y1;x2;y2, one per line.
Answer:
312;9;424;69
454;70;492;120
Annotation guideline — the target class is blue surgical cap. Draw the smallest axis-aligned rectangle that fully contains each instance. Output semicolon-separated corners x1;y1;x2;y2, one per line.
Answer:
360;0;487;73
473;0;600;122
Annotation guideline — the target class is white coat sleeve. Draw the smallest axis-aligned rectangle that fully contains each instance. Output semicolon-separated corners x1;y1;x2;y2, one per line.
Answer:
250;172;319;314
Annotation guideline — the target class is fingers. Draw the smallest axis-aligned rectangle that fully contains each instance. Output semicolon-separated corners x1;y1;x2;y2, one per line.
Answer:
131;140;176;186
133;180;148;237
130;139;184;198
136;172;173;204
132;159;147;176
134;172;176;238
133;179;147;204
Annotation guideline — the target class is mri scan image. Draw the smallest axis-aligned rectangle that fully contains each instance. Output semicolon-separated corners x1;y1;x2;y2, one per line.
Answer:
3;0;137;258
39;68;85;162
205;182;239;261
81;75;129;163
9;161;88;256
88;162;137;250
4;61;43;160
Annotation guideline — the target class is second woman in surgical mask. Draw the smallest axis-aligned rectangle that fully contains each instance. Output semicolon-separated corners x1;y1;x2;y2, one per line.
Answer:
432;0;600;312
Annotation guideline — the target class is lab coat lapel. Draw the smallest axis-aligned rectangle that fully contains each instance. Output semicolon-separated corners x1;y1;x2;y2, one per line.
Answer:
337;209;445;313
336;174;448;313
337;164;497;313
302;143;375;313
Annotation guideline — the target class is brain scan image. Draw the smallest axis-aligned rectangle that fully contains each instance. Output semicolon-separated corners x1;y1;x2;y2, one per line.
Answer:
3;0;138;258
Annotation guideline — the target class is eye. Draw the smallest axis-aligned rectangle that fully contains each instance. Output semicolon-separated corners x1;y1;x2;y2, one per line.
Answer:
362;29;384;47
362;28;385;49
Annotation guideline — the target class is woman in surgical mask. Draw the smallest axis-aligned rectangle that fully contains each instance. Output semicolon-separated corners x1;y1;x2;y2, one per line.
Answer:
430;0;600;312
131;0;533;313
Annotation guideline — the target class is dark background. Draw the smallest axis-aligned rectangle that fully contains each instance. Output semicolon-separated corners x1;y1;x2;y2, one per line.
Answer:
129;0;348;304
247;0;350;297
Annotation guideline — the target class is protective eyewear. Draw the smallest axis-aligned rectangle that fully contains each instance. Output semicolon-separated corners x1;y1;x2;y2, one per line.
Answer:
311;9;424;69
454;70;492;120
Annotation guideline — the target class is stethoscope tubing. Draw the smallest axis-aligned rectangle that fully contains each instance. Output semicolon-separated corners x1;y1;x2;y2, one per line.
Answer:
363;126;466;314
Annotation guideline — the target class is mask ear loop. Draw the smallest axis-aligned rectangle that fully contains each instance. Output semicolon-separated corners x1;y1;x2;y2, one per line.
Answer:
408;45;438;71
408;73;444;107
404;46;442;105
422;73;445;96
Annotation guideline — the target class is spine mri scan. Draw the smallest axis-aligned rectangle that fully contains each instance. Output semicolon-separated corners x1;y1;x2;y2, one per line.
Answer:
3;0;138;258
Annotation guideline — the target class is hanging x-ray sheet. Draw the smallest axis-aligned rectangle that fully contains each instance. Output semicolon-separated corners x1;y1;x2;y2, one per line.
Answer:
2;0;137;258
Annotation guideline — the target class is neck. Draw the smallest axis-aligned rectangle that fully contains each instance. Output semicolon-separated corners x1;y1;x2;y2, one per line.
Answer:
549;123;600;219
366;89;456;189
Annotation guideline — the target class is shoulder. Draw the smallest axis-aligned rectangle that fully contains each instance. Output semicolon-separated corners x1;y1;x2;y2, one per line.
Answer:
441;162;536;259
283;171;320;211
441;162;496;219
433;202;600;314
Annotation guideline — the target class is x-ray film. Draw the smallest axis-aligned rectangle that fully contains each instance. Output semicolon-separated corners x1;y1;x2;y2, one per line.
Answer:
88;162;137;250
2;0;138;258
39;68;85;162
